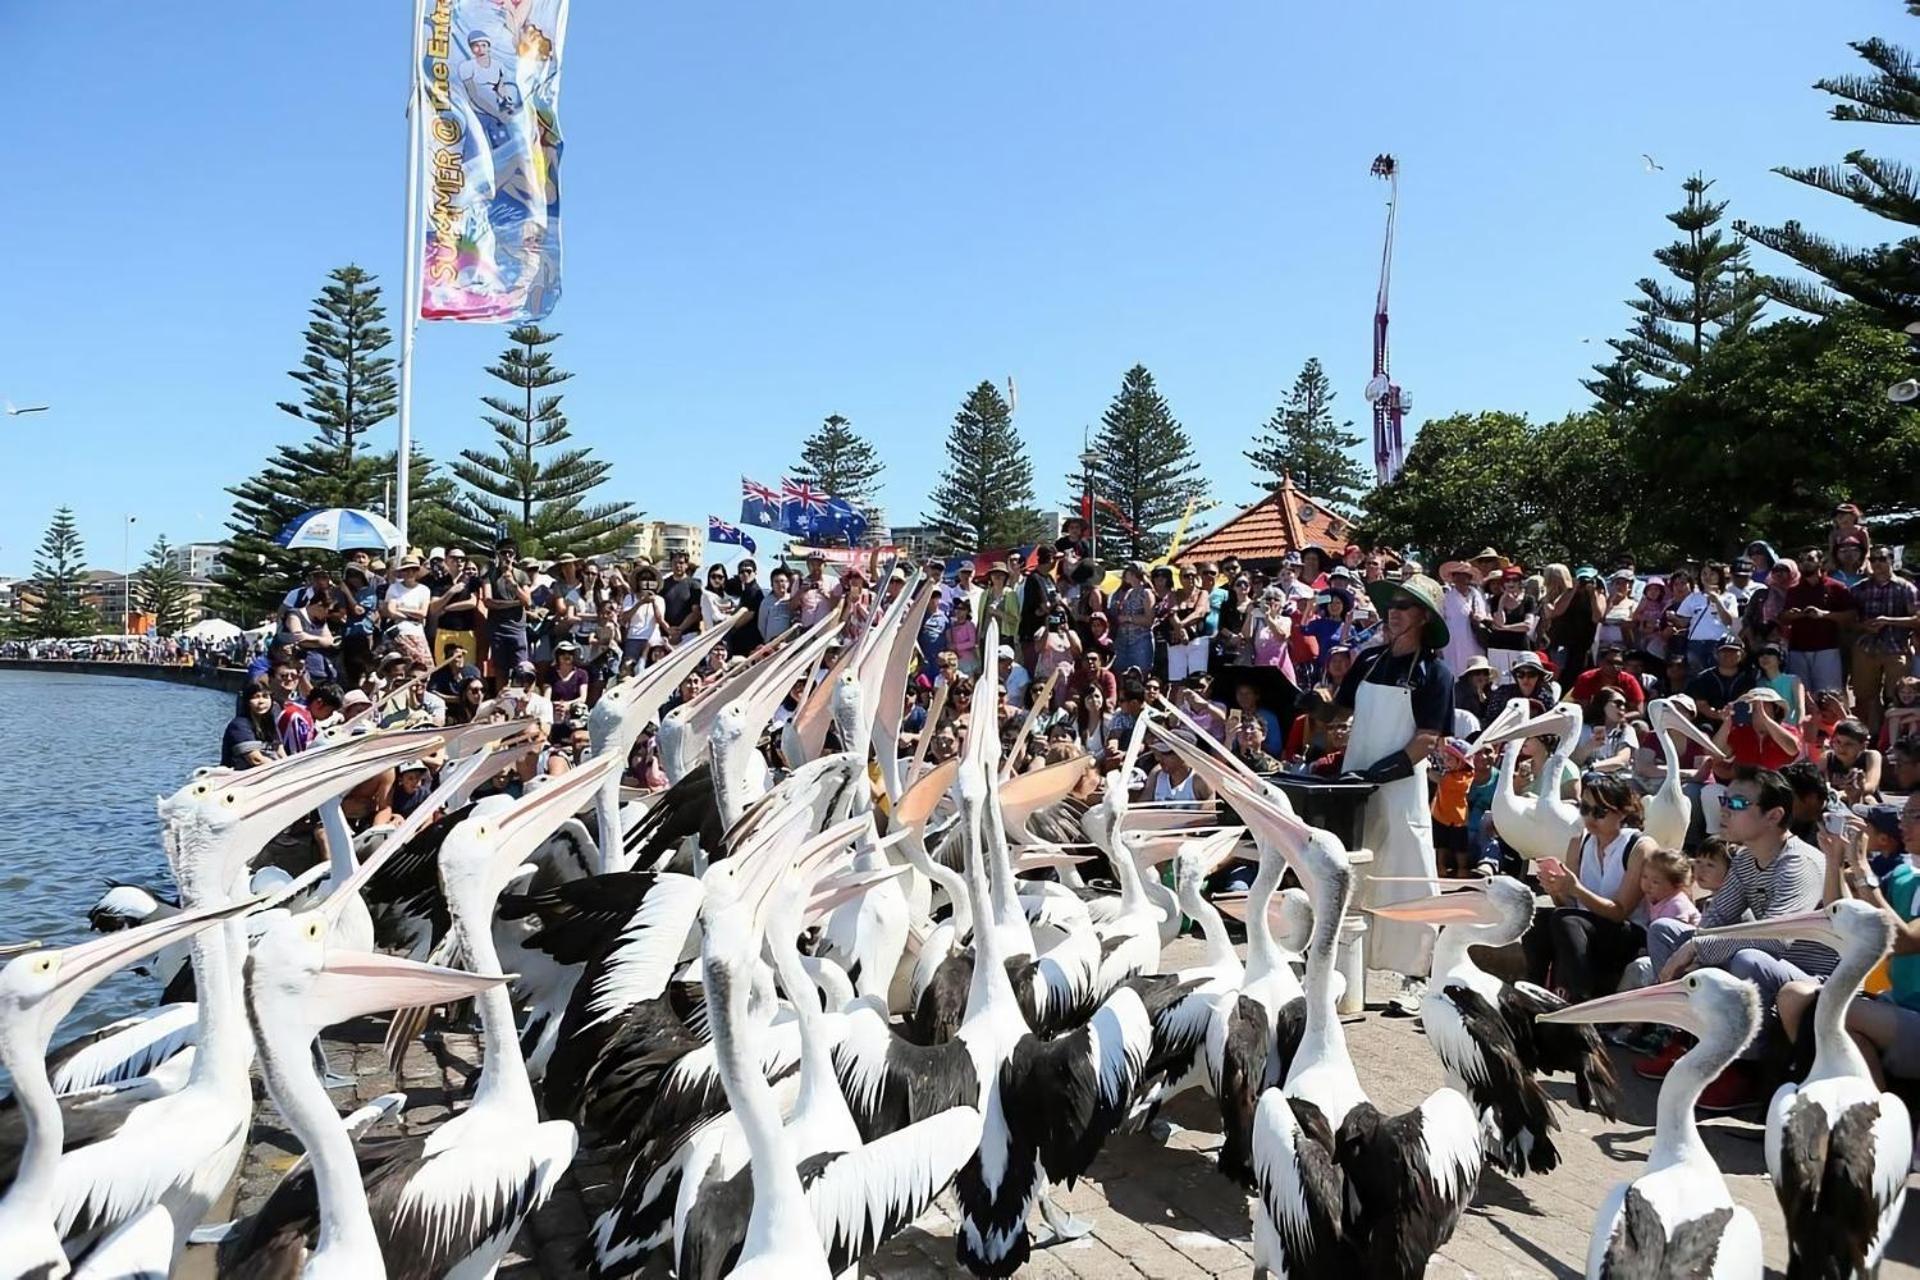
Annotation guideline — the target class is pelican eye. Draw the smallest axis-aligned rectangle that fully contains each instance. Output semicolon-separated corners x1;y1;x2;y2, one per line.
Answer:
305;920;325;941
222;792;238;807
193;783;209;796
33;956;56;976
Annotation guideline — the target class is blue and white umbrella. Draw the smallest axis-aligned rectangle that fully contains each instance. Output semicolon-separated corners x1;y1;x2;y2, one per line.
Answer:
274;507;403;553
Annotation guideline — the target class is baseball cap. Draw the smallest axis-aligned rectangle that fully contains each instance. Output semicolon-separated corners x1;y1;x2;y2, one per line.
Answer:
997;644;1016;662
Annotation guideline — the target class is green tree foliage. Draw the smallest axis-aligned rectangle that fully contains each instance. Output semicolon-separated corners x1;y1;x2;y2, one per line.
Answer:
1626;310;1920;553
445;325;636;558
213;267;459;622
1076;365;1208;560
135;536;193;636
1738;11;1920;326
1244;358;1369;507
924;380;1042;554
1362;412;1542;565
27;507;96;639
1602;174;1765;385
1580;356;1648;414
790;414;884;510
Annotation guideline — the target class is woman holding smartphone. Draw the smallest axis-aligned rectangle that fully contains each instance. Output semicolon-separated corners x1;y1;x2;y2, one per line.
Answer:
1522;773;1656;1001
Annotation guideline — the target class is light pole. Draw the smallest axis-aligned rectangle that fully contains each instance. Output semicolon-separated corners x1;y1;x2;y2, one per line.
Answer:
123;514;136;635
1078;441;1100;561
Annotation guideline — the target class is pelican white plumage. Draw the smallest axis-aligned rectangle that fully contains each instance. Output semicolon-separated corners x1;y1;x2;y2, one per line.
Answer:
1641;696;1726;850
1540;971;1764;1279
0;901;256;1279
1697;899;1911;1276
1478;699;1583;862
49;730;438;1266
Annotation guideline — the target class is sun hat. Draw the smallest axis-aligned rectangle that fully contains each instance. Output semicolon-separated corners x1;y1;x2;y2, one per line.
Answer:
1437;560;1474;579
398;758;430;774
395;555;422;571
1715;636;1746;652
1459;655;1494;677
1363;573;1449;648
428;547;446;560
997;644;1017;662
1512;653;1549;674
555;640;579;654
341;689;371;709
1747;686;1787;706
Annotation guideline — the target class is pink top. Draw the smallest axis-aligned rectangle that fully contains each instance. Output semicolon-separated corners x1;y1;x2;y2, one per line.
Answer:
947;620;979;667
1646;890;1700;925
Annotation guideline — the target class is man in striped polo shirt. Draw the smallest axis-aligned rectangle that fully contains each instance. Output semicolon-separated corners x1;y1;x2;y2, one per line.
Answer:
1635;765;1838;1111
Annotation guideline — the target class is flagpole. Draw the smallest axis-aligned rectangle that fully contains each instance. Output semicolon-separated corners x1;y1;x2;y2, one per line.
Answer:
395;0;428;554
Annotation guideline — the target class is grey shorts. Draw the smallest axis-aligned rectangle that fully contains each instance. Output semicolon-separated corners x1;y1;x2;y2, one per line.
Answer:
1876;995;1920;1080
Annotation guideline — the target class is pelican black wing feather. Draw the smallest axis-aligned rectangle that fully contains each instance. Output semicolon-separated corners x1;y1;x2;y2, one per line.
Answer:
364;1146;544;1280
1337;1102;1472;1280
1215;994;1270;1188
1500;980;1620;1119
1263;1097;1356;1274
1776;1096;1885;1280
832;1030;976;1143
1446;984;1559;1175
622;764;720;870
675;1158;752;1280
497;870;657;966
1600;1184;1730;1280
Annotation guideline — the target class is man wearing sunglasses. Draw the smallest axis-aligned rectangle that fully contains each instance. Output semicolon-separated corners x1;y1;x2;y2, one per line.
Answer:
1637;765;1837;1111
1336;572;1455;993
1849;546;1917;737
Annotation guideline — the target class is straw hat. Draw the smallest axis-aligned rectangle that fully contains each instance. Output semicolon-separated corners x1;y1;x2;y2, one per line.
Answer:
1364;573;1449;649
1471;547;1510;570
1437;560;1475;580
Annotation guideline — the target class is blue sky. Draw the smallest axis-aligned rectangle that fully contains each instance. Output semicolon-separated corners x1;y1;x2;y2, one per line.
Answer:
0;2;1907;575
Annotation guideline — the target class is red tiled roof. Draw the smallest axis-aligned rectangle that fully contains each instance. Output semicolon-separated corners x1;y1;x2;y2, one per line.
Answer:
1173;475;1370;565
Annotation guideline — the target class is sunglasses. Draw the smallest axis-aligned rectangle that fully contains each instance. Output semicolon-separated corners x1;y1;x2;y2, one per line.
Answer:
1576;802;1616;818
1386;600;1420;613
1717;793;1754;812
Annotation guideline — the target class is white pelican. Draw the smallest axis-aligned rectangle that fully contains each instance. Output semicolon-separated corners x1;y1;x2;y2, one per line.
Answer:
49;731;436;1265
1641;696;1726;850
1478;699;1583;862
1540;970;1764;1279
0;900;255;1278
1698;899;1911;1275
1163;740;1483;1277
225;911;509;1279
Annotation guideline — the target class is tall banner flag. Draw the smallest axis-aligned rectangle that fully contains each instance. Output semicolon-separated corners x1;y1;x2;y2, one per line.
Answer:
780;478;829;539
419;0;569;322
708;517;756;554
740;477;783;530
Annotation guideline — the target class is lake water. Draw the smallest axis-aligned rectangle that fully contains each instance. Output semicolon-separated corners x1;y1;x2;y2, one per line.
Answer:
0;668;232;1032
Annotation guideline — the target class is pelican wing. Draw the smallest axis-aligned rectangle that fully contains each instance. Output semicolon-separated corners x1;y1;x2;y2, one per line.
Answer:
1335;1091;1482;1275
830;1003;978;1142
1436;985;1559;1175
1602;1184;1733;1279
1499;979;1619;1118
804;1105;985;1271
45;1003;198;1095
1250;1093;1353;1271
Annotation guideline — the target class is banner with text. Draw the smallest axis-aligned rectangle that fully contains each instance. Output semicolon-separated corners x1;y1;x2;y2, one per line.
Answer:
418;0;569;322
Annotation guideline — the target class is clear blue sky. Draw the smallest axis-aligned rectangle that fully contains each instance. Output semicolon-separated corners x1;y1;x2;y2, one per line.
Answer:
1;2;1905;575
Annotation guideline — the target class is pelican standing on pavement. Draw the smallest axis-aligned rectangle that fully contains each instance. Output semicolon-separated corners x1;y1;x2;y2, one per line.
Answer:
1699;899;1911;1277
1540;971;1764;1279
1338;572;1458;993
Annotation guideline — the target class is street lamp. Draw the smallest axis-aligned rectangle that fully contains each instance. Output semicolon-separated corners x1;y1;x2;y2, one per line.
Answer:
1078;443;1100;561
123;514;137;635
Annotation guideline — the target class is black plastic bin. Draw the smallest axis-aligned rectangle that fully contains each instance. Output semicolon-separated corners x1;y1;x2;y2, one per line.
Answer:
1265;776;1379;851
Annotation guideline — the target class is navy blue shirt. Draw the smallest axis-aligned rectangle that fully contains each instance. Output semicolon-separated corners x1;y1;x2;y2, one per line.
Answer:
1335;646;1455;735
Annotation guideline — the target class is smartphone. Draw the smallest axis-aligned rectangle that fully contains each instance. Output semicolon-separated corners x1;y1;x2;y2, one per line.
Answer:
1732;701;1754;727
1823;809;1851;837
1537;856;1566;879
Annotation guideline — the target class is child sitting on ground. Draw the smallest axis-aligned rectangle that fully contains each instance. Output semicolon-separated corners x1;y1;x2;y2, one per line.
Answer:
1640;847;1700;925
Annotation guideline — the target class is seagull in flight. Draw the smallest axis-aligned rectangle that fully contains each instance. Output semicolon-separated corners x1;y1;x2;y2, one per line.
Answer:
1642;154;1664;173
4;400;49;416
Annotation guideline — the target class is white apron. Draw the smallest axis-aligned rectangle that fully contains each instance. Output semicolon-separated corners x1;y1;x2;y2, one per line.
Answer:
1347;673;1438;977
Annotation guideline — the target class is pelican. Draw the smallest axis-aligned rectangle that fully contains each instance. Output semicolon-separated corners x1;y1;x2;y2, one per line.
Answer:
49;731;436;1265
1540;971;1764;1279
1478;699;1583;862
1641;696;1726;850
224;913;509;1279
0;901;255;1278
1698;899;1911;1275
1161;738;1483;1278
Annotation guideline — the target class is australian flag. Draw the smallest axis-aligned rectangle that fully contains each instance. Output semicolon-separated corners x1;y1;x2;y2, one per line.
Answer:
780;478;829;538
708;516;756;554
740;477;783;531
825;496;869;545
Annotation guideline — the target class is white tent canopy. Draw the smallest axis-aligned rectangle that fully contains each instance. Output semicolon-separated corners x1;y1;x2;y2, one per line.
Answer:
182;618;244;643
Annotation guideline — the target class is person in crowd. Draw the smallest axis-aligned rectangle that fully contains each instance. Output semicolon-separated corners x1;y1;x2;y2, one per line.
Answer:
1110;561;1156;679
1742;641;1804;729
1337;572;1454;990
1526;772;1655;1003
1851;545;1918;737
1452;655;1494;725
1432;737;1477;878
431;549;483;665
1683;637;1756;730
1593;569;1635;656
1438;560;1489;677
1714;686;1801;769
1018;544;1061;664
336;565;381;683
1031;609;1080;708
380;554;433;668
1139;731;1213;805
1626;577;1669;664
996;645;1030;712
390;759;435;819
1831;541;1869;589
757;565;795;643
1484;652;1555;723
1164;564;1213;683
946;597;981;676
1575;687;1639;773
1883;677;1920;749
1777;547;1856;695
727;557;765;656
446;671;488;726
1675;562;1740;673
1481;566;1536;678
548;641;589;724
1726;557;1756;606
1639;848;1701;926
620;565;664;671
700;562;737;634
835;565;875;643
1639;765;1837;1110
1823;718;1883;806
658;549;702;640
1569;642;1646;712
1544;564;1602;678
983;561;1022;646
484;539;534;683
222;678;281;769
1829;502;1872;563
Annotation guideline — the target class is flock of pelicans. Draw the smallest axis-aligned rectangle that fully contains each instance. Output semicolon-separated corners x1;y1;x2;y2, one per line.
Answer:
0;573;1912;1279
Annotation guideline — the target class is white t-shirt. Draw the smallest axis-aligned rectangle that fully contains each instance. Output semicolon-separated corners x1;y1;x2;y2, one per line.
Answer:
1675;590;1735;643
384;582;431;638
623;594;661;645
1004;663;1033;710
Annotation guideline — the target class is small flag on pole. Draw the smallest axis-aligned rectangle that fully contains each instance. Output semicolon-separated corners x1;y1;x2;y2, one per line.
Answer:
708;516;756;554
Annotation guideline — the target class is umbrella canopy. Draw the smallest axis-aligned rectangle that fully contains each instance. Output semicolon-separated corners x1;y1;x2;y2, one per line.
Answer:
181;617;242;643
274;507;401;553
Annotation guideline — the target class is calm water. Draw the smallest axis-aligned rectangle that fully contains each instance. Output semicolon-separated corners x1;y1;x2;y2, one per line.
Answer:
0;668;231;1032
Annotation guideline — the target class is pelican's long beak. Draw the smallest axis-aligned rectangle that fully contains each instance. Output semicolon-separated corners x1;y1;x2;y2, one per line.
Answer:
1695;908;1841;949
595;615;742;749
1477;703;1575;748
1367;884;1507;927
896;758;960;835
488;755;618;875
1658;701;1727;760
36;894;259;1031
1537;978;1697;1031
1012;845;1100;873
306;942;509;1029
807;864;911;921
1002;755;1092;836
1155;732;1308;870
1465;699;1528;753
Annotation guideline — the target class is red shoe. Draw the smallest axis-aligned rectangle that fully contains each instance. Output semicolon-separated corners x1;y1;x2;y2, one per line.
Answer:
1633;1034;1690;1081
1696;1062;1763;1114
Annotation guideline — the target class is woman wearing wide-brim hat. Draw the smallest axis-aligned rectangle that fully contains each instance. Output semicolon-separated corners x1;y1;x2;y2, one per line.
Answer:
1334;572;1457;988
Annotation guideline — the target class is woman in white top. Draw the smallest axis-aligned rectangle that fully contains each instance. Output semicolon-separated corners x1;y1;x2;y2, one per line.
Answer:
1523;774;1656;1000
699;563;737;630
1574;687;1640;774
620;569;663;670
1675;561;1739;674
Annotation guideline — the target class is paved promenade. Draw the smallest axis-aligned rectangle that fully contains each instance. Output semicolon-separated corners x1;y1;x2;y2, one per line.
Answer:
207;947;1920;1279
